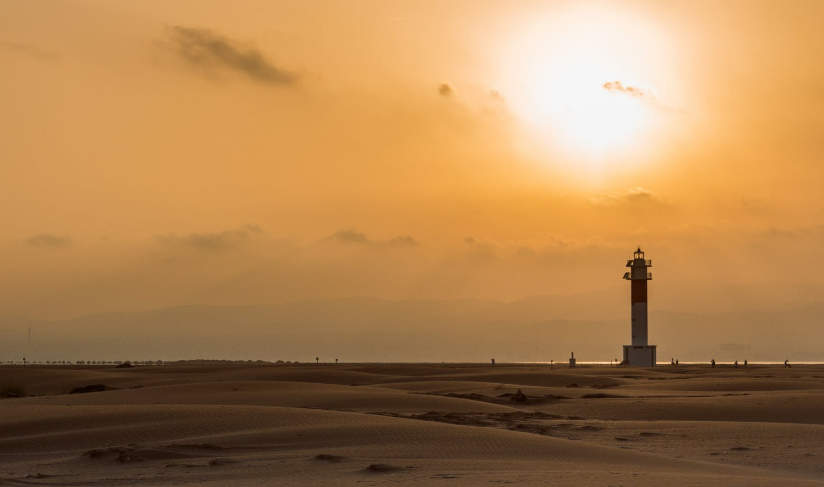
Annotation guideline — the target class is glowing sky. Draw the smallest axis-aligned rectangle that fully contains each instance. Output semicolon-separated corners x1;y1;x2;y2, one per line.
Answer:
1;0;823;320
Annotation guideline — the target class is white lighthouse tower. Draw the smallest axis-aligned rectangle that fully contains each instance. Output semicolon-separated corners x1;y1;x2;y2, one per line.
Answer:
622;247;657;366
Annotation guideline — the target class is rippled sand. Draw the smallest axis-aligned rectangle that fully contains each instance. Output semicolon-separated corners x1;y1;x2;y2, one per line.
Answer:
1;363;822;485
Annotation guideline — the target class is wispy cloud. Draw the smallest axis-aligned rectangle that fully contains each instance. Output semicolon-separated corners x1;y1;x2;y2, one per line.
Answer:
157;225;265;252
387;235;417;247
438;83;454;97
625;186;659;202
489;89;505;102
602;80;649;98
328;228;370;245
762;224;824;241
326;228;417;248
603;80;683;112
590;187;666;206
1;41;58;61
161;26;298;86
26;234;72;248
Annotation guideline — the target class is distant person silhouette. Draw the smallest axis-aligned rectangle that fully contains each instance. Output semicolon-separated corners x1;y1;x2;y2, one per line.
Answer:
675;359;679;365
671;358;675;366
744;359;747;366
734;360;738;368
711;359;716;368
784;359;791;368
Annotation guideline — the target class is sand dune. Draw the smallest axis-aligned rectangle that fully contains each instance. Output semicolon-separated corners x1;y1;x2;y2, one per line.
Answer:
13;381;518;414
1;364;823;485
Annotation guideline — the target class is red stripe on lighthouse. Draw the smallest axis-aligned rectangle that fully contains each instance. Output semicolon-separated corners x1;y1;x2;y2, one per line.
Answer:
631;280;647;304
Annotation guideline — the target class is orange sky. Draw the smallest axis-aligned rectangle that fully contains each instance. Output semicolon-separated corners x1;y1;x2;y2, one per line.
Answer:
2;0;823;320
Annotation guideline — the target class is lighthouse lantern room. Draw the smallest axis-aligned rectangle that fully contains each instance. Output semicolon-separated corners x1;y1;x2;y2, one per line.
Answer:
622;247;657;366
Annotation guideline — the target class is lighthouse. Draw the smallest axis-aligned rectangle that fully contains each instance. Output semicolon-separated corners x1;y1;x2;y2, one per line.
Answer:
622;247;657;366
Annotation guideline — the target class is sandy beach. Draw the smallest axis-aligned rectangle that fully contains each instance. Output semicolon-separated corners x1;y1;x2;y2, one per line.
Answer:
1;363;822;486
5;0;824;484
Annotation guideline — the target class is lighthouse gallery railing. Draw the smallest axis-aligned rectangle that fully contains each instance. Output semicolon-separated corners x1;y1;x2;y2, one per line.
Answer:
623;272;652;280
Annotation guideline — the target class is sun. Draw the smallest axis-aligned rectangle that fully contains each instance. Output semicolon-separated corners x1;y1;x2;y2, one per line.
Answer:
526;63;650;155
495;5;667;164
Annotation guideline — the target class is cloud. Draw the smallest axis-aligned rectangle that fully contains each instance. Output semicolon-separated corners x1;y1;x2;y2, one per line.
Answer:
327;228;417;247
162;26;298;86
438;83;454;97
328;228;370;245
0;41;58;61
157;224;265;252
625;186;658;202
739;197;769;212
387;235;417;247
603;80;687;113
26;234;72;249
603;81;649;98
489;89;505;102
762;224;824;241
590;187;665;206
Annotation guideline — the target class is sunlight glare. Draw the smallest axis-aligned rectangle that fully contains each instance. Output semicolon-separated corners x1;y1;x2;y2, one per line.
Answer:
497;5;665;166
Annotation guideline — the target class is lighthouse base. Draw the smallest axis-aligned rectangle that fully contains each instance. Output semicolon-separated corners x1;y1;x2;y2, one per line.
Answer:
623;345;657;367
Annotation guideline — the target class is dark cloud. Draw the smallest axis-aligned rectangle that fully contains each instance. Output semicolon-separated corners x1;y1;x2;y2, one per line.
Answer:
327;228;417;247
438;83;454;97
328;228;370;245
157;225;264;252
603;81;648;98
163;26;298;86
0;41;58;61
387;235;417;247
26;234;72;248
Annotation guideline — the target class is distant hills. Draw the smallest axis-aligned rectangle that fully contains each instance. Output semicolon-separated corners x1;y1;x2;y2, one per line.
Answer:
1;292;822;363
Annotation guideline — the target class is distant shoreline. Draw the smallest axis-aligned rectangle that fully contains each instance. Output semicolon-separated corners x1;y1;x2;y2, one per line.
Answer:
2;360;822;367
